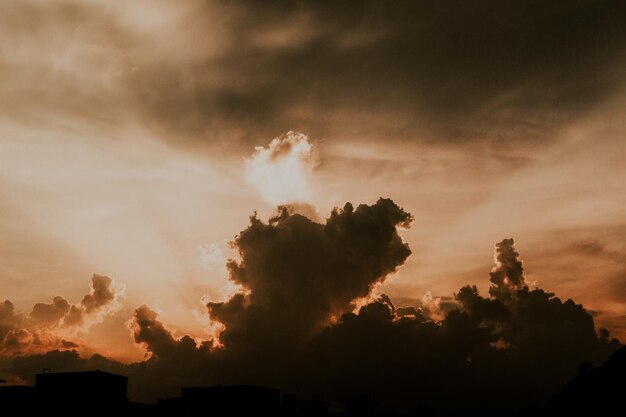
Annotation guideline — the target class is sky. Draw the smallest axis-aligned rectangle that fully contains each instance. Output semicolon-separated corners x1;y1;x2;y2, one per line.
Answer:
0;0;625;412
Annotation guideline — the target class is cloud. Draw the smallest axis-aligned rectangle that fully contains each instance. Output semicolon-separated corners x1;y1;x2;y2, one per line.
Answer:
1;205;622;414
3;1;622;151
207;198;413;354
0;300;19;332
123;0;626;148
489;237;527;300
130;304;213;361
455;240;609;362
244;131;316;206
514;229;626;340
0;1;624;411
1;300;63;357
0;300;25;355
124;304;219;398
304;239;619;413
0;274;123;357
202;209;618;413
3;349;127;385
569;238;626;263
29;297;71;328
63;274;122;327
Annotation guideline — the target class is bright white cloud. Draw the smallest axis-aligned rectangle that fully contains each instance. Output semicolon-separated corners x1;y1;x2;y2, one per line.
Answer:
244;131;316;206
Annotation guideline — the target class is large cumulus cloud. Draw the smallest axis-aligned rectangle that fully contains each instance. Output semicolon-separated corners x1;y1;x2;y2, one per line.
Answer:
207;198;413;356
303;238;619;413
1;201;621;415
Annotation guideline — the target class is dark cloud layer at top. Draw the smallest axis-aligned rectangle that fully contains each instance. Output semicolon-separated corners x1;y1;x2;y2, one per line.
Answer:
128;0;626;148
3;1;622;150
1;201;621;415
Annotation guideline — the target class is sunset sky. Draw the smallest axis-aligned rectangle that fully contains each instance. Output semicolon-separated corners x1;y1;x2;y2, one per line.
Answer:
1;1;625;409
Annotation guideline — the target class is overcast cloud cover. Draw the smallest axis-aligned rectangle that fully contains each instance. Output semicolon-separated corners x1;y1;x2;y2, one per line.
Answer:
1;1;624;146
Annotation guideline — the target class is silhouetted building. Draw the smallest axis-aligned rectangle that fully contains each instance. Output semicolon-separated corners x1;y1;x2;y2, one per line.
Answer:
283;393;299;414
126;400;158;417
157;397;184;416
176;385;280;416
343;394;378;417
410;404;437;417
36;369;128;414
295;394;330;416
0;385;37;412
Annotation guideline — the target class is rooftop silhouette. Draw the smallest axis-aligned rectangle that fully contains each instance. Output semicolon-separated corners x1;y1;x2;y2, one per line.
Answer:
179;385;280;416
2;350;626;417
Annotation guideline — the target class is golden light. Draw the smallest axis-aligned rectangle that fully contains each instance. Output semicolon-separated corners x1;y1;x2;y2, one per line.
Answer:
244;131;316;206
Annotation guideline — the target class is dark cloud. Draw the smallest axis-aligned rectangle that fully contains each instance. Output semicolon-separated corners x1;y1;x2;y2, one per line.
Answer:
2;1;623;151
0;300;19;329
520;230;626;338
60;340;79;349
303;239;619;413
207;198;413;355
64;274;119;327
568;238;626;263
3;349;126;385
130;211;621;412
0;274;121;356
29;297;70;328
126;0;626;148
131;304;213;362
1;203;622;415
0;300;22;352
81;275;116;313
455;239;616;371
278;203;320;222
489;238;526;299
